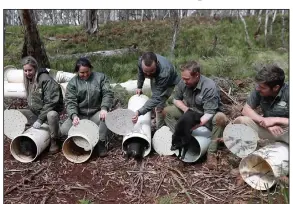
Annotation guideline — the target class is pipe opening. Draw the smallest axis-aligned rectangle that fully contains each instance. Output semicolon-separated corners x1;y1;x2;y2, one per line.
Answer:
180;137;201;162
62;136;92;163
240;155;275;190
123;137;149;159
11;136;38;162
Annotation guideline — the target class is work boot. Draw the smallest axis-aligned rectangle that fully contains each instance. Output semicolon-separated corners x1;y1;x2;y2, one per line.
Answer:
97;141;107;157
49;139;60;154
205;152;218;170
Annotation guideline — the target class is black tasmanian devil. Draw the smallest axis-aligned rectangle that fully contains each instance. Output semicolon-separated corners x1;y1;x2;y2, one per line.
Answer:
125;138;148;161
170;109;202;160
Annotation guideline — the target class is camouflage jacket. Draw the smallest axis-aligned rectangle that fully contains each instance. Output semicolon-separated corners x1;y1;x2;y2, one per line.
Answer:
28;68;64;123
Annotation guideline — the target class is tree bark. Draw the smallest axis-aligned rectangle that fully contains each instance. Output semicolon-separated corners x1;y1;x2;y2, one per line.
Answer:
84;9;99;34
270;10;277;35
239;11;252;48
264;10;269;47
170;10;180;60
20;9;50;68
281;10;285;47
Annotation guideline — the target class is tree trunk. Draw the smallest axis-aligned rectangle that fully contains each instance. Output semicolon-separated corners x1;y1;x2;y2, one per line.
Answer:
270;10;277;35
170;10;180;60
20;9;50;68
238;11;252;48
254;9;262;40
281;10;285;47
141;10;144;22
264;10;269;47
84;9;99;34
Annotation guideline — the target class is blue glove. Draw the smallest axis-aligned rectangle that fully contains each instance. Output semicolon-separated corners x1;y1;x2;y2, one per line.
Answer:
33;120;43;129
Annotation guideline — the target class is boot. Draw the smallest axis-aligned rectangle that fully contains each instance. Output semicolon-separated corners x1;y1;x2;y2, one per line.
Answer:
97;141;107;157
49;139;60;154
205;152;218;170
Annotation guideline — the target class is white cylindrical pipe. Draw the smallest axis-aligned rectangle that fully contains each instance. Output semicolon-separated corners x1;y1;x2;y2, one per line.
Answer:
111;79;151;94
62;119;100;163
174;126;212;163
4;83;26;98
5;68;75;84
4;65;17;82
60;82;68;98
7;69;25;83
122;95;152;157
4;79;151;98
239;142;289;190
10;124;51;163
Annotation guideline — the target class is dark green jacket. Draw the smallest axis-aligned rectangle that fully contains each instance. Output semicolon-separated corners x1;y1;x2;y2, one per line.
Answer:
247;83;289;118
137;54;180;115
28;68;64;122
65;72;114;120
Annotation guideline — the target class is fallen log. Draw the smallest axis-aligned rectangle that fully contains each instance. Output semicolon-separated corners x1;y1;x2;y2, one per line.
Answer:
50;45;139;60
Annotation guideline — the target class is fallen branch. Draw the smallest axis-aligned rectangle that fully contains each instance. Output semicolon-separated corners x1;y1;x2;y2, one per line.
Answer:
23;167;45;183
219;86;241;106
50;46;139;60
4;169;30;173
170;171;196;204
155;172;166;197
167;166;187;183
193;187;225;202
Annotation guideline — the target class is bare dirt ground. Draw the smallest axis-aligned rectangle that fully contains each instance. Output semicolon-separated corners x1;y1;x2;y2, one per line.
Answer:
3;79;287;204
4;134;253;204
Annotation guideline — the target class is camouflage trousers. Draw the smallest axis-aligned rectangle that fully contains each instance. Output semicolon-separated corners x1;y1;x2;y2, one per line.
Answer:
150;79;175;130
163;105;229;153
19;109;60;139
233;116;289;144
60;111;109;142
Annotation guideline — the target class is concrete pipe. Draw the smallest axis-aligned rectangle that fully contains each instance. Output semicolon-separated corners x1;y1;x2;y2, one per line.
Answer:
122;95;152;157
10;124;51;163
62;119;100;163
239;142;289;190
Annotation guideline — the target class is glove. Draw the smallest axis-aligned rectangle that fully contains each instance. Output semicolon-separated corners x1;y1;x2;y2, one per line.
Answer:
33;120;43;129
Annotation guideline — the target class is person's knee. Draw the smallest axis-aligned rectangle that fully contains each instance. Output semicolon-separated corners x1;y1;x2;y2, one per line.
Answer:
47;111;59;120
233;116;251;125
213;112;229;127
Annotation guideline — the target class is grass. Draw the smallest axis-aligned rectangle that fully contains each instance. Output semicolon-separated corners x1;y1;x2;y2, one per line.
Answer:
4;14;289;84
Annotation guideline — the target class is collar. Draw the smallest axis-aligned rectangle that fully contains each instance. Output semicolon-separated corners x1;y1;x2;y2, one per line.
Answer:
275;83;287;99
193;75;203;91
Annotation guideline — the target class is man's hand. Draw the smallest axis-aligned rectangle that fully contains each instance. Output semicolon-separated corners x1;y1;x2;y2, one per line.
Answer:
191;122;203;131
132;111;139;124
259;117;277;128
99;110;108;121
268;125;284;137
72;116;80;126
33;120;42;129
183;107;189;113
136;88;143;96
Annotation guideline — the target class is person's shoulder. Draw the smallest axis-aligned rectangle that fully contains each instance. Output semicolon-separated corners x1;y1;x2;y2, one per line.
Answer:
202;75;217;89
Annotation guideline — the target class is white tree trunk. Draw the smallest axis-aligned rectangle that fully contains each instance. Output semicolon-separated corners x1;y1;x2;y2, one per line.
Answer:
170;10;180;60
264;10;269;47
141;10;144;22
270;10;277;35
281;10;285;47
239;11;252;48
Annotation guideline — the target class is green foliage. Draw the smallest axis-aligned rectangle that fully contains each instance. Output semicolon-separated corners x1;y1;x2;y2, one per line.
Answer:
78;199;92;204
4;14;289;83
